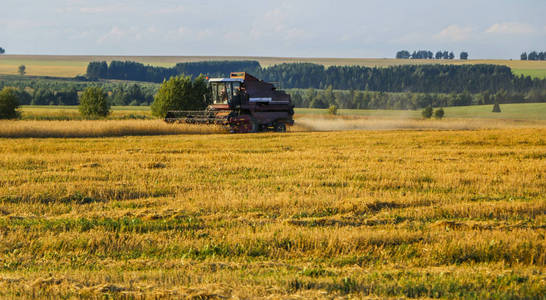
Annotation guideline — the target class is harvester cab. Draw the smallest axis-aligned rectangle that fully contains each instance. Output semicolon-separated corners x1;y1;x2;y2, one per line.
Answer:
165;72;294;133
209;77;243;105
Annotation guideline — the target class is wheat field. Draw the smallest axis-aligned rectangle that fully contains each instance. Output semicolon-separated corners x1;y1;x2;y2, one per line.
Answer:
0;120;224;138
0;127;545;299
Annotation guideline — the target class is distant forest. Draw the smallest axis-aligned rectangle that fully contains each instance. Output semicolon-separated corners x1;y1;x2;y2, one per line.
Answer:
3;58;545;110
288;88;546;110
87;60;546;94
0;75;157;106
2;73;545;110
395;50;468;60
86;61;261;83
521;51;546;61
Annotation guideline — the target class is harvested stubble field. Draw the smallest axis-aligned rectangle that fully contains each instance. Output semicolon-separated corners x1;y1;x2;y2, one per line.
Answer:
0;126;545;299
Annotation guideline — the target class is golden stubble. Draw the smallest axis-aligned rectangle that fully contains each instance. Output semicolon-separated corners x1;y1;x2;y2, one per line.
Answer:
0;129;544;298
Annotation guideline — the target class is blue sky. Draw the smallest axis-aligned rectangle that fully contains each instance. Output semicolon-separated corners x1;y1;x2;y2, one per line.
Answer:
0;0;545;59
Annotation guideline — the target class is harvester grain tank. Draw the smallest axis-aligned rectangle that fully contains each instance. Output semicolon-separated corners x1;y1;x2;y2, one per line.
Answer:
165;72;294;133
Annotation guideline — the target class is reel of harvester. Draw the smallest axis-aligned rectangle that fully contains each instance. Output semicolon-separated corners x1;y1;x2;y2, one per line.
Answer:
165;110;228;125
165;110;261;133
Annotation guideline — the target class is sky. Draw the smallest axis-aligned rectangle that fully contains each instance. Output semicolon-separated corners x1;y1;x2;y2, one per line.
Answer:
0;0;545;59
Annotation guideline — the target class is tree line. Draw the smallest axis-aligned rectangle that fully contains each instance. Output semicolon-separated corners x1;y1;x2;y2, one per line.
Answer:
87;60;261;83
395;50;468;60
0;76;157;106
2;73;544;118
521;51;546;61
87;60;545;94
86;61;179;82
256;63;544;94
289;87;546;110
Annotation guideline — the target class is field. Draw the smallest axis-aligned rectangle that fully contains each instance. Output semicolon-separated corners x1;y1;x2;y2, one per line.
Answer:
1;54;546;78
1;104;546;298
16;102;546;120
0;126;545;299
299;103;546;120
512;68;546;79
0;104;543;139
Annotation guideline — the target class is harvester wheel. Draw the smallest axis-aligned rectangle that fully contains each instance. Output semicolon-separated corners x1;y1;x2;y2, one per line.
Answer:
274;122;286;132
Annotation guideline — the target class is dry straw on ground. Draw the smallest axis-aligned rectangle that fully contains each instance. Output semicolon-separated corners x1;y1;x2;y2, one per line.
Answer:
0;128;545;298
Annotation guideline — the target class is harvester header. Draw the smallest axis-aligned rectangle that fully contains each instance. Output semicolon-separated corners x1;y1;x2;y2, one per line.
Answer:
165;73;294;133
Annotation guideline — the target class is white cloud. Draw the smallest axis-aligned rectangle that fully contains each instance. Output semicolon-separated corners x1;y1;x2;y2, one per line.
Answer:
485;22;535;35
284;28;307;41
249;8;312;42
154;5;186;14
97;26;125;44
434;25;474;42
79;4;131;14
391;32;426;44
163;26;214;42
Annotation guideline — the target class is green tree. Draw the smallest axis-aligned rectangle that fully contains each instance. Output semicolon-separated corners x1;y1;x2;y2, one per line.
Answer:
396;50;411;59
520;52;528;60
18;65;26;76
492;102;501;113
79;86;110;117
86;61;108;80
111;85;129;106
127;84;145;105
309;95;328;109
460;52;469;60
324;85;335;106
291;93;304;107
0;87;20;119
151;75;209;118
15;89;32;105
328;104;338;115
421;106;433;118
434;108;445;119
0;47;5;54
31;88;56;105
56;88;78;105
528;51;538;61
303;88;316;108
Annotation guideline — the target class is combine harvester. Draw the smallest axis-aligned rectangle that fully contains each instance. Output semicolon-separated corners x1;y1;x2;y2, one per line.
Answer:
165;72;294;133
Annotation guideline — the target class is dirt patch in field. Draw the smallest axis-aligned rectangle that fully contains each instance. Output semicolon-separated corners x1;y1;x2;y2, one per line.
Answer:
295;116;546;131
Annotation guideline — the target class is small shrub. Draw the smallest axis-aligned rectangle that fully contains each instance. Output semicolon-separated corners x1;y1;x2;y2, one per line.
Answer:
18;65;26;76
328;105;338;115
492;102;501;113
79;87;110;118
0;87;20;119
434;108;445;119
151;75;209;118
421;106;433;119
